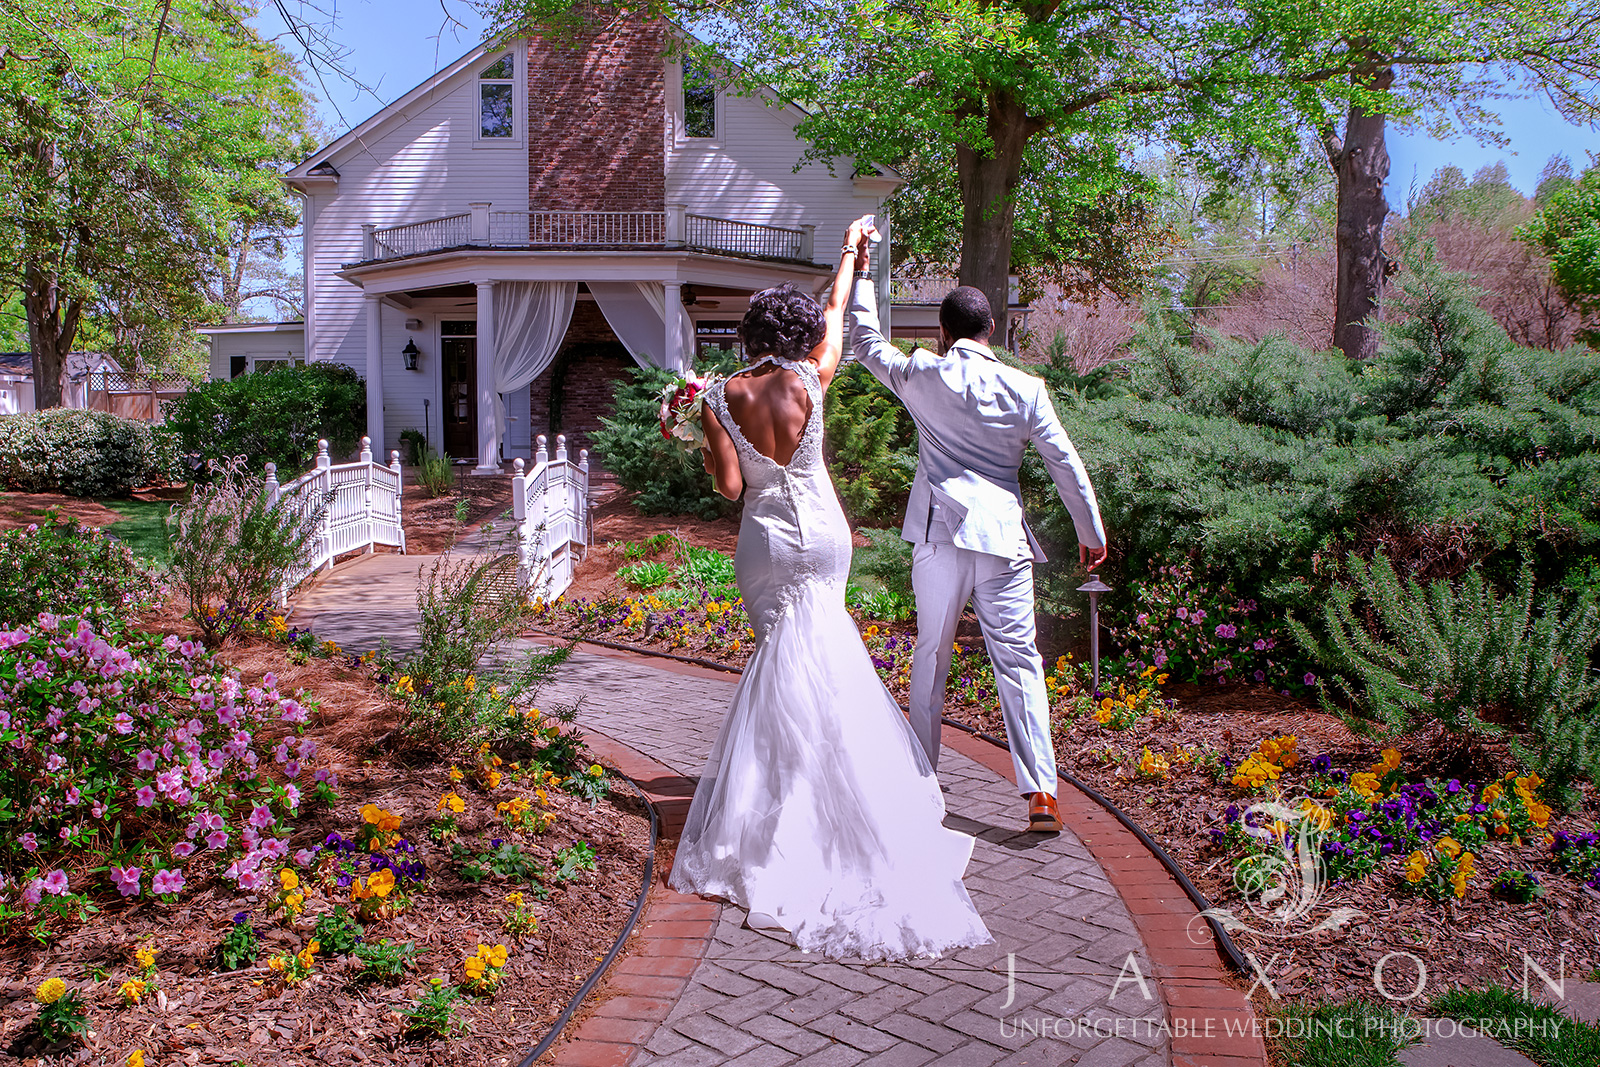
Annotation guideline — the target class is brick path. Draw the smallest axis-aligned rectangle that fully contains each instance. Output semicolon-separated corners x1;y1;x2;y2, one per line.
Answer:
295;553;1274;1067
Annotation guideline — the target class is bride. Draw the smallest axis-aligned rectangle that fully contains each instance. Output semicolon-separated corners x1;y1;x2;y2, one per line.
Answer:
667;222;991;960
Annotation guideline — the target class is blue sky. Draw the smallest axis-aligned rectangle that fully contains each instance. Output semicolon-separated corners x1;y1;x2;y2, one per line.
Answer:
256;1;1597;197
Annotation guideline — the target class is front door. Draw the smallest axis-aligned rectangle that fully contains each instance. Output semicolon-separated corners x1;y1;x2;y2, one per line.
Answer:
440;320;476;461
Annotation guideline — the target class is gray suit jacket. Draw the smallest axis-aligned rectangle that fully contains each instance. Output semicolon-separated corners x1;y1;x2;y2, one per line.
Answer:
848;278;1106;562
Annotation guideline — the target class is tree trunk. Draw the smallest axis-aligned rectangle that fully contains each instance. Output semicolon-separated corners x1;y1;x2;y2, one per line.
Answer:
1330;67;1395;361
23;264;81;410
955;93;1038;350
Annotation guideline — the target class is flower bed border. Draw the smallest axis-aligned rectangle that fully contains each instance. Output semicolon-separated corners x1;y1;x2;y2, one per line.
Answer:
513;775;658;1067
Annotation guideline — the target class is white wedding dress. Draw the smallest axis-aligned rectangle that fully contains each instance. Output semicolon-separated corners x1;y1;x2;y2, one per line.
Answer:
668;355;991;960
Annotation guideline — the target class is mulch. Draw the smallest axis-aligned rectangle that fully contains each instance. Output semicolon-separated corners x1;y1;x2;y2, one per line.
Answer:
0;592;652;1066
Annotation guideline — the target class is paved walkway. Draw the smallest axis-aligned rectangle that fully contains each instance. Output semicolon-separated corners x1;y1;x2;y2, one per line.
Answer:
292;550;1271;1067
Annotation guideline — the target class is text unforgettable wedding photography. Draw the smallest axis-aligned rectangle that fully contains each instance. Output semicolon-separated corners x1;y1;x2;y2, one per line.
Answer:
1;1;1598;1065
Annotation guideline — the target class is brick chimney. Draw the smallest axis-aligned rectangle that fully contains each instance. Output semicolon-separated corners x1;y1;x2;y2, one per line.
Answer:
526;17;666;212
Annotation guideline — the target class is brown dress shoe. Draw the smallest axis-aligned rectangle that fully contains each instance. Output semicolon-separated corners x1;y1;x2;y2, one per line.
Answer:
1028;792;1062;832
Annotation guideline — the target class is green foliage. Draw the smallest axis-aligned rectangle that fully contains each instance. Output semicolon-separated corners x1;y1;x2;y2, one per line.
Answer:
399;429;428;467
34;987;90;1045
456;841;543;884
845;527;915;621
1038;250;1600;617
1431;987;1600;1066
352;939;417;982
1265;999;1412;1067
675;543;738;598
311;906;365;956
161;364;367;477
216;916;259;971
403;980;464;1039
166;462;328;643
823;363;917;525
0;520;161;627
0;0;314;394
591;352;741;519
1287;555;1600;799
416;449;455;498
551;841;597;884
617;560;672;589
1523;160;1600;342
0;410;179;497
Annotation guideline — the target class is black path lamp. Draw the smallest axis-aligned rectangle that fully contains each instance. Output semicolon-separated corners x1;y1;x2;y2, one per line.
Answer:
1078;576;1112;693
401;339;420;371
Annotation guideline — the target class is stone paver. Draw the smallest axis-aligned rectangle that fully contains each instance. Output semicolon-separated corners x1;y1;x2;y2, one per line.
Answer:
1397;1019;1540;1067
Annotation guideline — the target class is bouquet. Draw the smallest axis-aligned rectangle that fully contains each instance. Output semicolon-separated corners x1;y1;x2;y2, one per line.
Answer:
658;371;724;454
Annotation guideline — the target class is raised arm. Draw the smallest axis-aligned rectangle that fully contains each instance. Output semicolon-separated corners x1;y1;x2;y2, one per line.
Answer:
1028;379;1108;571
844;217;913;393
809;220;869;391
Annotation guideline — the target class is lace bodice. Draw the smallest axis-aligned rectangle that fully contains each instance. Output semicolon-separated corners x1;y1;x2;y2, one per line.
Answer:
705;355;849;641
704;356;826;490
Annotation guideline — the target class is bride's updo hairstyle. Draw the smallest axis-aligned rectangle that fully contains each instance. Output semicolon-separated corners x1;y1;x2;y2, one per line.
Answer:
739;284;825;362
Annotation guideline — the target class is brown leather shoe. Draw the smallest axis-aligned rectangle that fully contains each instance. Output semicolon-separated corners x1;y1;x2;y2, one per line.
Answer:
1028;792;1062;833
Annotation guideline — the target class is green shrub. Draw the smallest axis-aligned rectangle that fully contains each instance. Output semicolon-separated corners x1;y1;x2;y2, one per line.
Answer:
1288;554;1600;800
823;363;917;525
0;409;179;496
591;352;741;519
1033;248;1600;622
161;362;366;476
416;448;454;498
617;560;671;589
166;462;329;642
0;520;163;626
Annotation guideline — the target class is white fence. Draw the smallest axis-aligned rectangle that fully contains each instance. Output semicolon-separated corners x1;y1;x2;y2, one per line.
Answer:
512;434;589;601
268;437;405;600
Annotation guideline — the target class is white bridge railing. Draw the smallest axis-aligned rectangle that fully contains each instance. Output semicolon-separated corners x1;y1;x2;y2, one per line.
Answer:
268;436;405;600
512;434;589;600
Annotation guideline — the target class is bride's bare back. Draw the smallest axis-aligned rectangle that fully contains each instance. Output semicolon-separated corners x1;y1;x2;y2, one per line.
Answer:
722;363;813;466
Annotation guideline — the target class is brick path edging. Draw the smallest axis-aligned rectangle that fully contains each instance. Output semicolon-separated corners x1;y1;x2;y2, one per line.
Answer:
939;727;1269;1067
544;727;721;1067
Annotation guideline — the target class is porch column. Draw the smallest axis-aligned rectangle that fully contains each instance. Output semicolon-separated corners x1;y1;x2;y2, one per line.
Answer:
473;279;500;473
364;294;385;453
664;281;687;372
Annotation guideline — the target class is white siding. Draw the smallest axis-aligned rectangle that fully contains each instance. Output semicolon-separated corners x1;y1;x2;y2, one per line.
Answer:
305;48;530;454
203;330;306;381
665;65;885;264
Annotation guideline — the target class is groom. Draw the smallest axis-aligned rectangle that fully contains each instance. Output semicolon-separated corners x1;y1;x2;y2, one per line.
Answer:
846;227;1107;832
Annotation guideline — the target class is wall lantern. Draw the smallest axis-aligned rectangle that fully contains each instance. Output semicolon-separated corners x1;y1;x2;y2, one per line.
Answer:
401;339;420;371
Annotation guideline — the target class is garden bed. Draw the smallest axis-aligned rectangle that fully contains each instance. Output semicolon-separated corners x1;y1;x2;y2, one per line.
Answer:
535;523;1600;1007
1;519;652;1066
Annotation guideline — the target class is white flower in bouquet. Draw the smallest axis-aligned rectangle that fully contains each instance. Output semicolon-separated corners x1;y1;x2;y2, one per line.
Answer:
658;371;724;454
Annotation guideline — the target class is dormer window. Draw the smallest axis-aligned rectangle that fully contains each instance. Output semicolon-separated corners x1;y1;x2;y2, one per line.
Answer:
479;55;515;139
683;60;715;139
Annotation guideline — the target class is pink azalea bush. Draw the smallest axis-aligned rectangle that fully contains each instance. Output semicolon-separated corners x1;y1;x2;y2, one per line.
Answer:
0;614;339;924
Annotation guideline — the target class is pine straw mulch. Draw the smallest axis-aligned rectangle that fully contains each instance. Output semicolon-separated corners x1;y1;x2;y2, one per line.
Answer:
1;597;652;1067
400;476;519;555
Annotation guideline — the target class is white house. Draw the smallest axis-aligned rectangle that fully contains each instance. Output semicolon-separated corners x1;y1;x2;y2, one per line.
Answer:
201;19;904;471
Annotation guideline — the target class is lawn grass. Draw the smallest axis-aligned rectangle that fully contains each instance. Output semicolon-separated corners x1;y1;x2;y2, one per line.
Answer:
100;498;171;564
1267;999;1411;1067
1431;986;1600;1066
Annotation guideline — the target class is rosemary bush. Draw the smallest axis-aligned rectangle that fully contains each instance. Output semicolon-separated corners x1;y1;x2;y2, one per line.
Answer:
1289;554;1600;800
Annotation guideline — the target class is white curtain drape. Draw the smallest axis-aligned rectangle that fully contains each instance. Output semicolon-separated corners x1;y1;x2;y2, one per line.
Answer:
589;281;695;372
492;280;578;449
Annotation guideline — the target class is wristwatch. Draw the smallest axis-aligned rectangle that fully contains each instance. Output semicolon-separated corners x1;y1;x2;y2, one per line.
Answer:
854;270;872;279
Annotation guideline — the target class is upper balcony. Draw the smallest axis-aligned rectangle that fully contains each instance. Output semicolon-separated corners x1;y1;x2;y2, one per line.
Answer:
352;202;816;268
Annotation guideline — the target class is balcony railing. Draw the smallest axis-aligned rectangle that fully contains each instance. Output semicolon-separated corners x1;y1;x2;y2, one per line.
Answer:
358;204;814;266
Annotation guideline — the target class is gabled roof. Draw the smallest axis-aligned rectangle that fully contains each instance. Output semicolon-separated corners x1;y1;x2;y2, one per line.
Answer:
284;27;902;191
283;40;504;180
